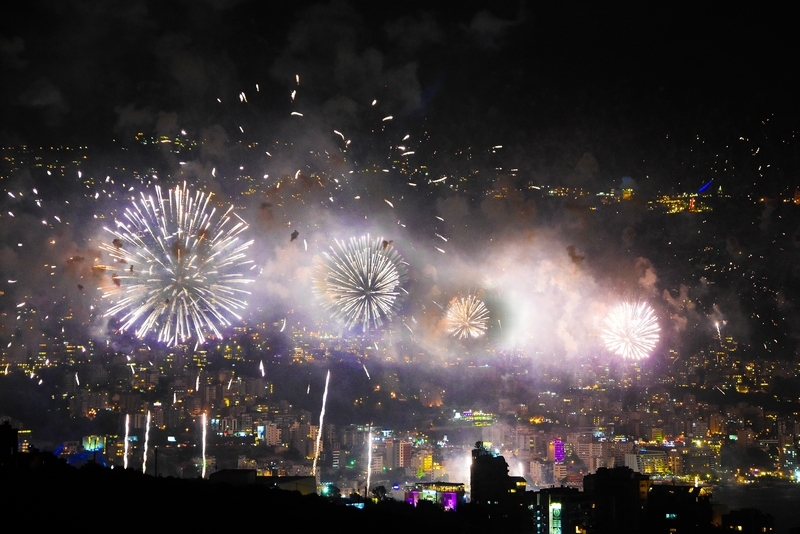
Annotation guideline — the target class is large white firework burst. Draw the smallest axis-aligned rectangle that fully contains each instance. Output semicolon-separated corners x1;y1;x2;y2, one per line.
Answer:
314;235;408;331
101;183;254;345
444;295;489;339
601;301;660;360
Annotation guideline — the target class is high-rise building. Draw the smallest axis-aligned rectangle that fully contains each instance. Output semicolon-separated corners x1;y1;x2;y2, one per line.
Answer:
265;423;281;446
385;439;412;469
583;467;652;533
624;450;670;475
532;487;592;534
470;442;526;506
548;438;565;463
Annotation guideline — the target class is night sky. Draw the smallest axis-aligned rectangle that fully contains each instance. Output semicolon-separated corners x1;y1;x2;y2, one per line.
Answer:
2;1;800;364
4;3;797;156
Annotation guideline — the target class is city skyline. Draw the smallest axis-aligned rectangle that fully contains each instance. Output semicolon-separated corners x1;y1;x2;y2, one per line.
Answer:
2;3;800;530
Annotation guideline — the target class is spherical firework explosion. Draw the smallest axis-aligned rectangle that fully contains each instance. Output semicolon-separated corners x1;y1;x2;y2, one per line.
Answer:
444;295;489;339
101;183;254;345
314;235;408;331
601;301;660;360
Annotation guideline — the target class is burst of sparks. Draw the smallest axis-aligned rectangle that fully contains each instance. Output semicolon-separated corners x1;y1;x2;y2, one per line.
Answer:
101;182;254;346
601;301;660;360
314;235;408;331
444;295;490;339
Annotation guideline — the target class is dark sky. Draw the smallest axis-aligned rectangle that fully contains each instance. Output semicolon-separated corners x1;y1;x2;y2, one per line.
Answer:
2;2;797;151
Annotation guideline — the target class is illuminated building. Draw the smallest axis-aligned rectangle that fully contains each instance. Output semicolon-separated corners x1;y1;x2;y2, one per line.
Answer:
532;487;592;534
529;459;549;486
385;439;412;468
548;438;565;463
553;462;568;482
667;449;683;476
265;423;282;446
779;445;796;475
82;435;106;452
454;409;494;426
16;429;32;453
624;450;670;475
404;482;465;511
683;447;717;478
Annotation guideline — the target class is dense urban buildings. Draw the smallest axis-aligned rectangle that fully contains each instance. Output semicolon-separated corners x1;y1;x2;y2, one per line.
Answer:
3;138;800;531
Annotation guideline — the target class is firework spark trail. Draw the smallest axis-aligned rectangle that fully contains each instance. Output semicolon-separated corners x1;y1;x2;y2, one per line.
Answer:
314;235;408;331
259;360;265;377
201;413;208;479
312;370;331;478
366;425;373;496
601;301;660;360
363;364;370;379
124;414;130;469
101;182;254;346
142;410;151;474
445;295;490;339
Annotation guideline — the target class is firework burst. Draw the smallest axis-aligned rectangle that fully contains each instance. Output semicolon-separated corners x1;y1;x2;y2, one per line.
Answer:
314;235;407;331
601;301;660;360
101;183;254;345
444;295;489;339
